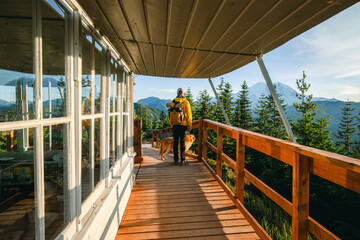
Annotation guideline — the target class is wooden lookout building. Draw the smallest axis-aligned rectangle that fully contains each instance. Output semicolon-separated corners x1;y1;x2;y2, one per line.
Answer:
0;0;359;239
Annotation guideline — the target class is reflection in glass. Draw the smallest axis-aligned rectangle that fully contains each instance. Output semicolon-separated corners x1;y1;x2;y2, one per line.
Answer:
43;124;65;239
81;119;101;202
94;119;101;187
0;129;35;239
81;29;92;115
94;43;102;114
81;120;91;202
42;0;66;119
109;116;117;168
0;0;34;122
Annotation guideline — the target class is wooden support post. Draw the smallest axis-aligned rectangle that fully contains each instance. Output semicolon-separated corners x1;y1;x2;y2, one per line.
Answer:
156;132;160;148
201;122;208;161
152;131;154;148
198;120;203;161
216;127;223;178
236;133;245;203
292;153;310;240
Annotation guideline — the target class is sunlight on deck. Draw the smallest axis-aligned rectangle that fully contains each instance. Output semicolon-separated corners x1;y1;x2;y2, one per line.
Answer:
116;145;259;240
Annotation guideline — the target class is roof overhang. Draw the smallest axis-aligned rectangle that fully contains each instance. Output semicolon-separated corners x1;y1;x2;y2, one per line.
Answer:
77;0;359;78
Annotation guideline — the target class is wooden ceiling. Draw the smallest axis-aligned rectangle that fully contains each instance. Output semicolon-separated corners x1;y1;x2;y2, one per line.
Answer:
77;0;359;78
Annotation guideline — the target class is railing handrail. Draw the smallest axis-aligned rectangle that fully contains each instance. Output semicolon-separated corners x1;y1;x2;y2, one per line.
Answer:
203;119;360;173
151;119;360;240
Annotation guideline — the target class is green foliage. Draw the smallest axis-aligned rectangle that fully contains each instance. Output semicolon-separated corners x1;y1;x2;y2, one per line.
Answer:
194;89;214;120
233;81;253;130
292;72;334;150
292;71;318;146
254;94;271;135
159;110;169;129
212;78;233;123
253;87;287;140
356;112;360;158
334;100;357;156
186;87;195;113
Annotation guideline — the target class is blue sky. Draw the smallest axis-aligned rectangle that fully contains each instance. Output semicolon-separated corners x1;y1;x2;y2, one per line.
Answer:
134;3;360;102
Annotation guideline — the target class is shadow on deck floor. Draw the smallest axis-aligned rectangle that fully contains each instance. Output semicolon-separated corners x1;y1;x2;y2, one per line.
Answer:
116;145;259;240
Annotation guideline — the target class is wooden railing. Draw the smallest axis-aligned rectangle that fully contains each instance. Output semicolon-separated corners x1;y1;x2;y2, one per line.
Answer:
151;119;360;240
151;126;173;148
134;119;143;163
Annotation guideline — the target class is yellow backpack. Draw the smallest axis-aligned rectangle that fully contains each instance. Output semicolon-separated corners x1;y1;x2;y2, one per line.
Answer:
168;100;185;125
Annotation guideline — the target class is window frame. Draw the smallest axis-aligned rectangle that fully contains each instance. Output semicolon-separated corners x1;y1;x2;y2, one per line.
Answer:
0;0;134;239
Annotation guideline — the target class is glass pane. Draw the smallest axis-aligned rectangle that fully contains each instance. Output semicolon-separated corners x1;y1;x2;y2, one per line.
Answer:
123;115;127;154
0;0;35;122
113;64;118;112
110;62;116;113
81;29;92;115
81;120;91;202
94;43;102;114
81;119;101;202
0;128;35;239
42;0;66;119
43;124;65;239
109;116;116;168
94;119;101;187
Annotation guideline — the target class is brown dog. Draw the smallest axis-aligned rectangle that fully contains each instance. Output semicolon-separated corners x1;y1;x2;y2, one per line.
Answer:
159;134;196;160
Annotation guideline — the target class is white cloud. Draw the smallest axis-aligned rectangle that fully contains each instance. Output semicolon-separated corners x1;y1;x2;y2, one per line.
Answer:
148;88;176;93
299;3;360;79
340;85;360;95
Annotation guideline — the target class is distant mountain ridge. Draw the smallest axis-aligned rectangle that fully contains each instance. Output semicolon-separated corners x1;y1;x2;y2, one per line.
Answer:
4;77;61;87
135;82;359;141
136;97;171;112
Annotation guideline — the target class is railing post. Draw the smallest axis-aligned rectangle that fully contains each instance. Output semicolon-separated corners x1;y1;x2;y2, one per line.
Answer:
216;127;223;178
152;132;154;148
292;153;310;240
236;133;245;203
201;122;208;162
157;132;160;148
198;120;204;162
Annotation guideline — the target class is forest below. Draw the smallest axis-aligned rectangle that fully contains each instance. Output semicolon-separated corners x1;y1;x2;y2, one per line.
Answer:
135;72;360;240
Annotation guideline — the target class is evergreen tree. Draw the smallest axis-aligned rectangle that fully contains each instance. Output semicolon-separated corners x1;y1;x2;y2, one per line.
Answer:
264;89;288;140
313;104;335;152
186;87;195;113
159;110;169;129
194;89;214;120
137;103;144;119
292;72;333;150
292;72;318;146
212;78;225;123
254;94;272;135
143;106;150;130
356;112;360;158
57;76;66;101
334;100;356;156
82;75;91;87
233;81;253;129
213;78;234;124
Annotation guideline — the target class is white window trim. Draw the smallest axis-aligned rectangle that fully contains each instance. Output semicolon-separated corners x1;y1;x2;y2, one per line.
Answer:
0;0;134;238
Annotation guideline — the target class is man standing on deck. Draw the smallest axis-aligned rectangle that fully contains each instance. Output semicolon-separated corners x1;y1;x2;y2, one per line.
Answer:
168;88;192;165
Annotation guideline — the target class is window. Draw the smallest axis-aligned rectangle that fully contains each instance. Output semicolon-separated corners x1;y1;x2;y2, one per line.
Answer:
0;0;133;238
80;27;104;201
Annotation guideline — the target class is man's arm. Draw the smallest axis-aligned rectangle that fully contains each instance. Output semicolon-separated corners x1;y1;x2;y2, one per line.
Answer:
185;100;192;130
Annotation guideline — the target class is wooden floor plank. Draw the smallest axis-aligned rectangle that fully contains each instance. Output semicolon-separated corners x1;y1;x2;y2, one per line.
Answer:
119;219;250;234
116;226;256;240
117;145;259;239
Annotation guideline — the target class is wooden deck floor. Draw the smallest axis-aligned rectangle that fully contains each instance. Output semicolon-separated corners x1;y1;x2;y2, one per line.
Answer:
116;145;260;240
